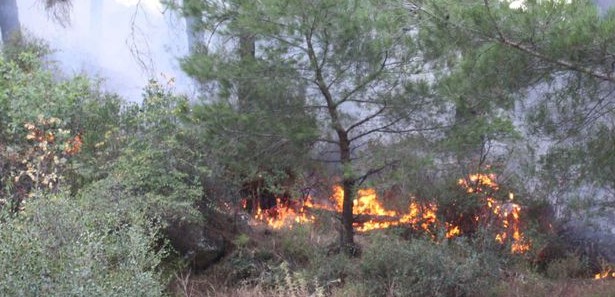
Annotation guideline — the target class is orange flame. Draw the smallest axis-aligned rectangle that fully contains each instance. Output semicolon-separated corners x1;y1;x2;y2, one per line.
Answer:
249;198;316;230
446;224;461;238
595;268;615;280
244;173;530;254
459;174;530;253
330;186;439;233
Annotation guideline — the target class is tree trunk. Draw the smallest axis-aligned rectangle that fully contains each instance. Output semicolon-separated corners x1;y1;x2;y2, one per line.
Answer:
339;130;359;255
454;97;486;175
304;29;358;255
340;177;356;251
0;0;20;45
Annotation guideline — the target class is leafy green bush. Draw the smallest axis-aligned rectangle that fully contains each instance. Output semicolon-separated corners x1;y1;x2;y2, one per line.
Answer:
278;226;319;266
77;80;203;225
360;235;500;297
0;193;168;296
1;32;51;72
310;252;355;286
0;41;125;210
0;34;203;297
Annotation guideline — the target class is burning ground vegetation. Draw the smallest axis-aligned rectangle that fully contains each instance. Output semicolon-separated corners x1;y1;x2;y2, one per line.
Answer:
241;173;530;254
180;173;615;297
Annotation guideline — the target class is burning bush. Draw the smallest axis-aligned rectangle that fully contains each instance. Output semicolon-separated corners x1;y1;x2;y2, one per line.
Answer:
241;172;532;255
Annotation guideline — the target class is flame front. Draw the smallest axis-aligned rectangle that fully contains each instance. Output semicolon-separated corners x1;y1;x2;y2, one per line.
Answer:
329;186;438;232
250;198;316;230
458;174;530;253
243;173;530;254
595;267;615;280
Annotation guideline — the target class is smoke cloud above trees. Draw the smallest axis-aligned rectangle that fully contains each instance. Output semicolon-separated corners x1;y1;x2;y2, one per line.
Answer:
18;0;195;100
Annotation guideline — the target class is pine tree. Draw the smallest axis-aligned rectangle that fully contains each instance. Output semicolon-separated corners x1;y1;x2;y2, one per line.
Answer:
180;0;434;252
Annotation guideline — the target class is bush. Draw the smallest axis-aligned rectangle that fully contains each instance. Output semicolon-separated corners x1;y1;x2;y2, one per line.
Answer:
311;252;355;287
0;193;168;296
77;80;204;224
545;253;589;279
278;226;319;266
0;41;125;211
360;235;500;297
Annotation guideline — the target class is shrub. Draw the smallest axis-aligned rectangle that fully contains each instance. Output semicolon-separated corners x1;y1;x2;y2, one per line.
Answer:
310;252;355;287
330;281;369;297
0;193;168;296
360;235;500;297
76;80;204;225
199;262;325;297
278;226;319;266
0;41;125;210
269;262;324;297
545;253;589;279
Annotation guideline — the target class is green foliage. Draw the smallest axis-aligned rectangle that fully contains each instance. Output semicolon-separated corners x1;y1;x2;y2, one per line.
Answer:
7;3;615;296
233;233;251;249
0;46;93;132
360;235;500;297
277;226;319;266
419;0;615;214
178;0;438;251
0;115;82;213
79;80;203;224
310;251;356;291
0;33;51;71
545;253;589;279
190;100;317;188
0;193;167;297
0;40;122;212
582;126;615;189
536;124;615;214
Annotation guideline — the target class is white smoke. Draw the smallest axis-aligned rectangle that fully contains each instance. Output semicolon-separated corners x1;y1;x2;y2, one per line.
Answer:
18;0;195;101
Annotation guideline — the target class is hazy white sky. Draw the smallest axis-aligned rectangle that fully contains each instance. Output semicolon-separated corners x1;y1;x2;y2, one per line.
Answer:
114;0;163;11
19;0;195;101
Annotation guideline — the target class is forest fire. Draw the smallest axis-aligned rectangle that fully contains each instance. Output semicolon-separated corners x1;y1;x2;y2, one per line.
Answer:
595;269;615;280
242;173;531;253
251;198;316;229
458;174;530;253
328;186;439;232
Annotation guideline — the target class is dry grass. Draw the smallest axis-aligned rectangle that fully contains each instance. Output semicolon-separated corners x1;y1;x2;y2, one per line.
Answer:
493;273;615;297
173;277;615;297
171;263;325;297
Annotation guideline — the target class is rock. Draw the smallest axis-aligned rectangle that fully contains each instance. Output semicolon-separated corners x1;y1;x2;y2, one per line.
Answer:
165;220;226;271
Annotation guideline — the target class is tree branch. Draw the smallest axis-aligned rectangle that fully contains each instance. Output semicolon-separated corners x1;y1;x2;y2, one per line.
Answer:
337;51;389;106
346;105;387;133
480;0;615;82
414;0;615;83
356;159;400;186
498;37;614;82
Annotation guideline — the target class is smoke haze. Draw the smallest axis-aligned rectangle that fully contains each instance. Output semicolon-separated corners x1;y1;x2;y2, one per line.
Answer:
18;0;195;101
